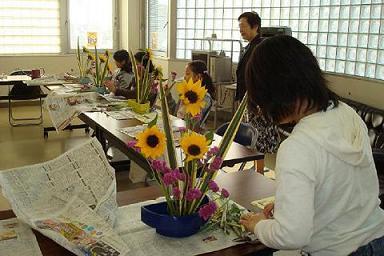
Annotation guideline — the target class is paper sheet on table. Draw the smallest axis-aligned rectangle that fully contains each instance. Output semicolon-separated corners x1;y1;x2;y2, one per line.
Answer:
114;198;249;256
0;218;42;256
43;92;98;131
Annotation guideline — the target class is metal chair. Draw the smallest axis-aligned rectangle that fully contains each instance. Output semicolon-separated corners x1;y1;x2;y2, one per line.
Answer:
373;149;384;209
215;122;257;171
8;71;46;126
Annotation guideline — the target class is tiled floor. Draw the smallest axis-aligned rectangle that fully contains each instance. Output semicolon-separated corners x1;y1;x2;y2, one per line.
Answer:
0;104;300;255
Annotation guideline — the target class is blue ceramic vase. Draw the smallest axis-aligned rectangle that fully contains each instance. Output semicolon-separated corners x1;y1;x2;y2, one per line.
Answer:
141;197;209;238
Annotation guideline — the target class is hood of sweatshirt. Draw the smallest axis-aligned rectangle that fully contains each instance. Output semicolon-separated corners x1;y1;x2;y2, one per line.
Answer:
292;101;372;167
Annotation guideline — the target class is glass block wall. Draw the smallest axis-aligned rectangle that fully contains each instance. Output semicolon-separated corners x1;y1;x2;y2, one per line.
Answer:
175;0;384;80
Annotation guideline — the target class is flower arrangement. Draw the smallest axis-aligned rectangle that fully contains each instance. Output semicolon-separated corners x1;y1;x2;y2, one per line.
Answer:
129;48;156;104
76;38;112;87
131;77;248;222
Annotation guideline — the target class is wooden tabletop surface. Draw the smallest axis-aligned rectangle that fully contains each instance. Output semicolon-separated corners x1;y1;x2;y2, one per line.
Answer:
79;111;264;169
0;170;276;256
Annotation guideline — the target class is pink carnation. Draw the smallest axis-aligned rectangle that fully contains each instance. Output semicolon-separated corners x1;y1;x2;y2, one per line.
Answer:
198;201;217;221
186;188;202;201
221;188;230;198
208;180;219;192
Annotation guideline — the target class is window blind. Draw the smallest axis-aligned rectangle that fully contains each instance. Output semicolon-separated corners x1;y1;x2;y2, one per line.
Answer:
0;0;61;54
147;0;168;54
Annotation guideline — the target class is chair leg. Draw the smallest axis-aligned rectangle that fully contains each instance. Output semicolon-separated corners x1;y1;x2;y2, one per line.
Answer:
9;97;43;126
254;159;264;174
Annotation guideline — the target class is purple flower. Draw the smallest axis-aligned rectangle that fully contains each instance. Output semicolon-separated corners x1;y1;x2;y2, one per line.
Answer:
151;159;164;170
193;112;202;121
172;187;181;200
126;140;140;152
198;201;217;221
170;71;177;80
172;169;185;181
208;180;219;192
178;127;187;133
163;172;178;186
207;146;219;157
151;81;159;93
126;140;137;148
221;188;230;198
186;188;202;201
209;157;223;171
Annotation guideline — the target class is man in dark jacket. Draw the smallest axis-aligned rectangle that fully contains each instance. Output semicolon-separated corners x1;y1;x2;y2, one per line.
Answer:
236;11;263;101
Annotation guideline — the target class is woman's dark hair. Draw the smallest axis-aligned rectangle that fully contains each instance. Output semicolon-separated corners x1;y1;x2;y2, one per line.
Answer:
188;60;215;100
113;50;132;73
134;51;155;73
238;11;261;33
245;35;339;123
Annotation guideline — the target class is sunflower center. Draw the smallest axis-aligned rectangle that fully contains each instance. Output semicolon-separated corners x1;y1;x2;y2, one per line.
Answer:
187;145;201;156
146;135;159;148
185;90;198;104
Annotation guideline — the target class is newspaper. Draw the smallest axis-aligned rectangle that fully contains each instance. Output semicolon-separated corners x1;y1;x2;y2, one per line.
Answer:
44;92;98;130
33;196;129;256
114;198;242;256
0;218;42;256
120;124;181;139
105;110;136;120
0;139;128;255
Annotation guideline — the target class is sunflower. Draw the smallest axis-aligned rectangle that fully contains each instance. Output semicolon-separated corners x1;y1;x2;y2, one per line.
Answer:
136;126;166;158
176;79;207;116
87;53;95;61
146;48;153;60
83;46;90;53
180;132;209;161
99;54;108;63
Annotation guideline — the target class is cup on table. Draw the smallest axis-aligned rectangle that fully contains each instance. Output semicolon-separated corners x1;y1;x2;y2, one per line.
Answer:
31;68;45;79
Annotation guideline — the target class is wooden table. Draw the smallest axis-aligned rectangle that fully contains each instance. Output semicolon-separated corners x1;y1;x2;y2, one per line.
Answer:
79;111;264;173
0;170;276;256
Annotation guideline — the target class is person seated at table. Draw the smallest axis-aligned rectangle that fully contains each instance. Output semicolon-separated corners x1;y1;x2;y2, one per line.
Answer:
167;60;214;122
240;35;384;255
104;49;135;98
105;50;155;100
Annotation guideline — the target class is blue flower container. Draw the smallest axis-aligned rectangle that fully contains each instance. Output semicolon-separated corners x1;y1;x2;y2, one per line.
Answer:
141;197;209;238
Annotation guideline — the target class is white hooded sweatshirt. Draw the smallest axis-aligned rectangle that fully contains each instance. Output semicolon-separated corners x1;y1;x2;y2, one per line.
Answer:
255;102;384;255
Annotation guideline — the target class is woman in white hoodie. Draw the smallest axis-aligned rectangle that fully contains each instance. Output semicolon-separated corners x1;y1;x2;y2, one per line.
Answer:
240;35;384;255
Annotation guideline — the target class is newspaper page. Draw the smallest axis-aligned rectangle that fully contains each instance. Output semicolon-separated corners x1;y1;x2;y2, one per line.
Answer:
44;92;98;131
33;196;129;256
0;138;118;226
114;198;243;256
0;218;42;256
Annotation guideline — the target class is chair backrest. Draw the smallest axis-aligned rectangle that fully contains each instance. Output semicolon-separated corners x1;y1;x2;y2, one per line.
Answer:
373;149;384;209
9;70;32;76
215;122;256;147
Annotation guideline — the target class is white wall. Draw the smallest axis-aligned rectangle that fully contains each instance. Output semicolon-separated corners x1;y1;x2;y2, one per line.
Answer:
0;55;76;75
326;73;384;110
